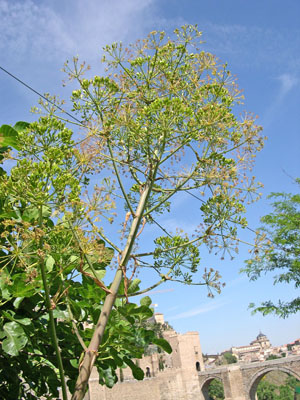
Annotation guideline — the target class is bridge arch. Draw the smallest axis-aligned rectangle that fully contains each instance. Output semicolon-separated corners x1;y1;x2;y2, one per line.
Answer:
200;375;224;400
248;366;300;400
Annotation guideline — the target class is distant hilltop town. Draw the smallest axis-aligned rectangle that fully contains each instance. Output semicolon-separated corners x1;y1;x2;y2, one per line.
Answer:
205;331;300;368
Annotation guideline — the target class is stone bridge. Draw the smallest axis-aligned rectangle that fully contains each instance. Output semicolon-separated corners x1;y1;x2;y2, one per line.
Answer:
198;355;300;400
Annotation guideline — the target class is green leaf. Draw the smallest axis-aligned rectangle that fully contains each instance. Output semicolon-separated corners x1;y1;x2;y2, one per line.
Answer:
98;366;117;388
13;121;30;133
70;359;79;368
0;124;20;150
127;278;141;294
1;321;28;356
152;338;172;354
82;265;106;281
109;348;124;367
11;273;41;297
22;206;39;221
0;268;12;300
52;309;69;320
15;317;31;326
129;305;153;319
23;205;51;222
46;255;55;272
140;296;152;307
124;357;144;380
13;297;24;309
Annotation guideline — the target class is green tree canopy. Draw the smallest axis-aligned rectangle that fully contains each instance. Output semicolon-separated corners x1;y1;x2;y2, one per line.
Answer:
222;352;237;364
243;178;300;317
208;378;225;400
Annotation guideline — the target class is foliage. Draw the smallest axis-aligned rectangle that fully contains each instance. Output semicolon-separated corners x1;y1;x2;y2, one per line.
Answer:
256;374;300;400
0;120;169;399
143;319;173;355
243;178;300;317
208;378;224;400
1;25;264;400
266;355;280;361
222;352;237;364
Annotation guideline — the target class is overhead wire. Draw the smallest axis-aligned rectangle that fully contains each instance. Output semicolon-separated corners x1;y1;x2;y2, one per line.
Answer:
0;64;275;247
0;65;84;126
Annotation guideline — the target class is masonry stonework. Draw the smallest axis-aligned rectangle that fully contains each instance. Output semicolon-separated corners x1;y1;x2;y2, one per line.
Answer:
82;315;300;400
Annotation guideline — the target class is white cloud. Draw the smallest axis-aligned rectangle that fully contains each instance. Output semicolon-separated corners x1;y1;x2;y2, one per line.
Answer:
169;299;229;320
0;0;157;67
262;73;299;127
200;22;300;72
277;73;299;96
144;287;175;295
0;0;73;63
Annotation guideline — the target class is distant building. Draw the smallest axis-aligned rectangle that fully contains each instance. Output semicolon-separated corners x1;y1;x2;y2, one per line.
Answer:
250;332;271;349
232;332;271;362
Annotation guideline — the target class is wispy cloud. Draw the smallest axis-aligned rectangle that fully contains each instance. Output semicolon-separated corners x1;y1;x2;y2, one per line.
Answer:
225;275;247;289
144;287;175;295
169;299;230;320
0;0;156;68
262;73;299;127
277;73;299;95
200;22;300;72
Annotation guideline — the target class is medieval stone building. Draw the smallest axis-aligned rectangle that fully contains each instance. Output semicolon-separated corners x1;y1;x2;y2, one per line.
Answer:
86;313;205;399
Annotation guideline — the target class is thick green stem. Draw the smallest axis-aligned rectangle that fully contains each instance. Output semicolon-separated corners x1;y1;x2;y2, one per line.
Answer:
38;207;68;400
71;181;155;400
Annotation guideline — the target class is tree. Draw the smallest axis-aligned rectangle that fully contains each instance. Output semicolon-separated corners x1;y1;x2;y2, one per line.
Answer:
243;179;300;317
256;380;277;400
222;352;237;364
0;121;167;399
266;355;280;361
208;378;225;400
0;25;263;400
256;375;299;400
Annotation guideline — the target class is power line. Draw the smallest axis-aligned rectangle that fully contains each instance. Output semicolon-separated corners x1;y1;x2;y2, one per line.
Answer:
0;65;83;126
0;64;272;246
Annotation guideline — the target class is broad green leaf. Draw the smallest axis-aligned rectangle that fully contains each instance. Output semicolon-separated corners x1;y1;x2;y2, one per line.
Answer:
0;124;20;150
127;278;141;294
11;273;41;297
1;321;28;356
140;296;152;307
129;305;153;318
13;297;24;309
70;255;79;263
124;357;144;380
0;269;12;300
82;264;106;281
46;255;55;272
15;317;31;326
13;121;30;132
23;205;51;222
22;206;39;221
109;348;124;367
52;309;69;320
152;337;172;354
70;359;79;368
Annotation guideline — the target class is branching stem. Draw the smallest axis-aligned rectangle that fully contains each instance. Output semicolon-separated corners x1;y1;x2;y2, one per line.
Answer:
38;207;68;400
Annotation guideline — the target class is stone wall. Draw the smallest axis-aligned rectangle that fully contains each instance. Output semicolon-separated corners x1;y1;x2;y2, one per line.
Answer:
88;368;200;400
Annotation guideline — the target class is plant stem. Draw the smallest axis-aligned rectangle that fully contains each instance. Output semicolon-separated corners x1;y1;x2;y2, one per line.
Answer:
38;207;68;400
71;181;154;400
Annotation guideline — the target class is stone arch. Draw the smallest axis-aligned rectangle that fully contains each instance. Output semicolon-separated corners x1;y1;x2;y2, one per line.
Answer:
248;366;300;400
200;375;224;400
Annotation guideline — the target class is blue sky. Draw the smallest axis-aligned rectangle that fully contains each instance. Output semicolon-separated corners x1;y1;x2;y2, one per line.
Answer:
0;0;299;354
